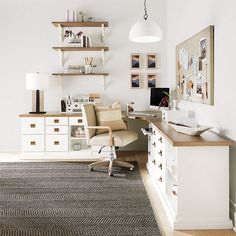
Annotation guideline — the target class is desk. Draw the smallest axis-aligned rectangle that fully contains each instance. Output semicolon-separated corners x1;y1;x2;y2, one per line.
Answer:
147;121;233;230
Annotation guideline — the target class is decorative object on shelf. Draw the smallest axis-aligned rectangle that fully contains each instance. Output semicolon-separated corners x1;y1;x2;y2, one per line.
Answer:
129;0;163;43
131;53;141;69
147;53;158;69
176;26;214;105
26;73;56;114
84;57;94;74
126;102;135;113
66;10;76;22
66;94;73;113
87;17;95;22
79;11;86;22
64;30;83;45
130;73;141;88
147;74;157;88
89;93;101;104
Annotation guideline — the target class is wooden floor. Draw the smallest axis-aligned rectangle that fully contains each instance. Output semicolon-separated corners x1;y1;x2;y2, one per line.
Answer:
119;151;236;236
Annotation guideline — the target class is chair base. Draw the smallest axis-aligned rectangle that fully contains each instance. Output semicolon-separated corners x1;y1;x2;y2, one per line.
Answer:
89;159;134;176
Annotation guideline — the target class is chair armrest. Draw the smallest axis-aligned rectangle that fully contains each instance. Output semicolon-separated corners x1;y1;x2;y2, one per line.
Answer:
85;126;113;146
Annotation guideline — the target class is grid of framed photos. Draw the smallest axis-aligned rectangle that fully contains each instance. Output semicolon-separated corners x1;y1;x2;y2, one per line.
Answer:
130;53;159;89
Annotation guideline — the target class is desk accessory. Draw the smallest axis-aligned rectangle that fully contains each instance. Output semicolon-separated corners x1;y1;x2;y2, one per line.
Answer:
26;73;54;114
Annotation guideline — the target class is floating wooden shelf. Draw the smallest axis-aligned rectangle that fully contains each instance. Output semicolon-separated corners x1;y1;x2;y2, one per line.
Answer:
52;73;109;76
52;47;109;52
52;21;109;28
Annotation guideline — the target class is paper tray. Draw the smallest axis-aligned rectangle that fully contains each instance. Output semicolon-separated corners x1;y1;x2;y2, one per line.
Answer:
170;124;212;136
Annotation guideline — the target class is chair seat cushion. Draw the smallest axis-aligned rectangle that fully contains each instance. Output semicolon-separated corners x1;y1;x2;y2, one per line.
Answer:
88;130;138;147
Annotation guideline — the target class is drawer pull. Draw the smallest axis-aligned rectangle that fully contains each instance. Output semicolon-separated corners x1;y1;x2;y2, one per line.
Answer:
152;142;156;147
54;119;59;124
148;151;151;156
77;119;82;123
30;124;36;128
152;159;156;165
152;130;156;136
54;128;60;132
54;141;60;145
30;141;36;146
158;177;163;183
158;150;163;156
158;137;163;143
158;163;163;170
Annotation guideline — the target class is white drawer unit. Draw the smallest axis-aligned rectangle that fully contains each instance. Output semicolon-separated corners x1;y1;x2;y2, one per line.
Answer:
21;118;44;134
146;121;233;230
46;126;68;135
69;117;84;126
22;135;44;152
46;117;68;126
46;135;68;152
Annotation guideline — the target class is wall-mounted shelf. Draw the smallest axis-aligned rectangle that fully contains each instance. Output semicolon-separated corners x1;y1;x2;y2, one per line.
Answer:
52;73;109;76
52;47;109;66
52;72;109;90
52;21;108;28
52;47;109;51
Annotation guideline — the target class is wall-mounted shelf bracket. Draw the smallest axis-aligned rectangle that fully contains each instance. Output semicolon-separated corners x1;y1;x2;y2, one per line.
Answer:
101;75;105;90
101;48;105;66
58;24;64;43
101;24;105;42
59;49;64;67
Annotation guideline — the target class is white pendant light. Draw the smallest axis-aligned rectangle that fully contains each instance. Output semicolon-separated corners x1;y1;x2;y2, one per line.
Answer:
129;0;163;43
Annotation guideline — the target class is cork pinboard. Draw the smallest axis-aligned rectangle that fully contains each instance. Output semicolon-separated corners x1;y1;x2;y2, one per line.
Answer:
176;26;214;105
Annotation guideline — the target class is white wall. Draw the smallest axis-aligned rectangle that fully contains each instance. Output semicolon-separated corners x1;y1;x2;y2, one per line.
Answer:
166;0;236;224
0;0;166;152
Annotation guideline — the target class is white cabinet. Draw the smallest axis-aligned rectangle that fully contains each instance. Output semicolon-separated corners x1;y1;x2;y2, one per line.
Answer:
20;114;95;160
147;122;233;230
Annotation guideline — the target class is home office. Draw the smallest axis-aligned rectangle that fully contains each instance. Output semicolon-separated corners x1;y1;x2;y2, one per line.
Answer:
1;0;236;236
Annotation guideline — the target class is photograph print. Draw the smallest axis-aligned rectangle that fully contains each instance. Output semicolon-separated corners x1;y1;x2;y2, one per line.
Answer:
147;74;157;88
200;37;207;60
131;73;141;88
147;53;157;69
131;54;141;69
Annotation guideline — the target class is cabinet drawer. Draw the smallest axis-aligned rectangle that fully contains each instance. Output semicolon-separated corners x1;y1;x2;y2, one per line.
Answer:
46;126;68;135
69;117;84;126
22;135;44;152
46;135;68;152
46;117;68;126
21;118;44;134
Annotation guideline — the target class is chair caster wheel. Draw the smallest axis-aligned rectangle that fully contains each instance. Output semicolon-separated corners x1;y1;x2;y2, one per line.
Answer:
130;167;134;171
90;167;94;171
109;172;113;177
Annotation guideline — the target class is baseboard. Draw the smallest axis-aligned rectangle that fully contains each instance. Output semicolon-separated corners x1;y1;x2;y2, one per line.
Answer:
230;199;236;231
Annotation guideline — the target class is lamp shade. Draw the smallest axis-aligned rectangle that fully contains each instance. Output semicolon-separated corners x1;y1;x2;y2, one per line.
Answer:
26;73;52;90
129;20;163;43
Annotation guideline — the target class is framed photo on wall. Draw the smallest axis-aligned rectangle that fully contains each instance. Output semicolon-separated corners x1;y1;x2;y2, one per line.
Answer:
131;54;141;69
130;73;141;88
147;74;157;88
147;53;157;69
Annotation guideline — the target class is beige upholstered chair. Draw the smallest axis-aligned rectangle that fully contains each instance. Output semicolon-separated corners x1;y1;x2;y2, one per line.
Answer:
82;104;138;176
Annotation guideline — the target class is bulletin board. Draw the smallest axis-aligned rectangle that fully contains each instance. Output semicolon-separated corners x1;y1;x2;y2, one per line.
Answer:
176;26;214;105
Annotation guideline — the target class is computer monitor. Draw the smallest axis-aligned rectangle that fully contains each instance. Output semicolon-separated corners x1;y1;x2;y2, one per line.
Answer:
150;88;170;110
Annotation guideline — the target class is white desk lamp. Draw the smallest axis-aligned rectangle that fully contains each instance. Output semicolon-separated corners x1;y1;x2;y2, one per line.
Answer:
26;73;52;114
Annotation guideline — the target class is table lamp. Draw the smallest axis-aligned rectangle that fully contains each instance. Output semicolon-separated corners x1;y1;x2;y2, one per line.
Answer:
26;73;51;114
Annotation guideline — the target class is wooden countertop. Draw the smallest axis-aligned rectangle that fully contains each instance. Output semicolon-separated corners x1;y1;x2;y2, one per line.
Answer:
152;121;233;147
19;112;82;117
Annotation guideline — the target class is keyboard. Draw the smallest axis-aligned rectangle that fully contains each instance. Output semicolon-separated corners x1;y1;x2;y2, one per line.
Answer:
130;111;160;117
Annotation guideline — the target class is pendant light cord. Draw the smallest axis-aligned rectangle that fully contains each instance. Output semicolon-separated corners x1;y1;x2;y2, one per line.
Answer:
144;0;148;20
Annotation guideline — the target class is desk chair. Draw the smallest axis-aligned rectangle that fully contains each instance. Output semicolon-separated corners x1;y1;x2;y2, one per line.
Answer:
82;104;138;176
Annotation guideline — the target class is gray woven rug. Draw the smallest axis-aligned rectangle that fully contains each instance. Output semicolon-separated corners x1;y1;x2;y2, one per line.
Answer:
0;162;161;236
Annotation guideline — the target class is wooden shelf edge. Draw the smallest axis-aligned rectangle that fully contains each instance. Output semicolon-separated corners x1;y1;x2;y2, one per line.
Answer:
52;73;109;76
52;21;109;27
52;47;109;51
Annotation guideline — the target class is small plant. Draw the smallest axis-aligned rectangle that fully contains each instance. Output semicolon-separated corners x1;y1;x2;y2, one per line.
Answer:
79;12;86;22
158;89;176;109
